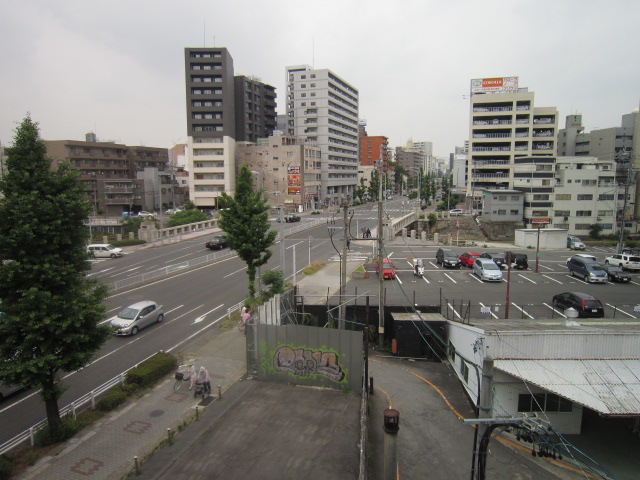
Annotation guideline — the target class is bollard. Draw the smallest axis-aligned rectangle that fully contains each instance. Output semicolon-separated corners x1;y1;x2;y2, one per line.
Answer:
196;405;199;420
218;384;222;399
369;376;374;395
134;456;139;476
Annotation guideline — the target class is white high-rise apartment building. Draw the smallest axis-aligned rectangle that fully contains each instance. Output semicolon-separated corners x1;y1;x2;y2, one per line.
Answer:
467;77;558;198
286;65;359;206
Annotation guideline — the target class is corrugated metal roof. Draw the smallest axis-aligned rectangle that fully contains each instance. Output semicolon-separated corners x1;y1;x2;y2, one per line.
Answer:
494;359;640;416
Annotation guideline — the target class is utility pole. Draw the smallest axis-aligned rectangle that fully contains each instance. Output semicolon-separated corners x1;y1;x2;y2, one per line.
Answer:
616;149;636;254
340;203;348;330
279;206;285;278
377;158;385;348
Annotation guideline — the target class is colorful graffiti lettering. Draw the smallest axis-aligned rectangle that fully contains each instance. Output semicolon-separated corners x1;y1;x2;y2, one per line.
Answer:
273;346;345;382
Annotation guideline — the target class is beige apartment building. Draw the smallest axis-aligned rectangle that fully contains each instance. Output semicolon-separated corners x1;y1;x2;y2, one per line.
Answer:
467;77;558;202
236;134;321;212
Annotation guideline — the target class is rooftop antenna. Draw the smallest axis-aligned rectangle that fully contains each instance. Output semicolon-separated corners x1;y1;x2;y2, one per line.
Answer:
203;21;206;47
312;37;315;68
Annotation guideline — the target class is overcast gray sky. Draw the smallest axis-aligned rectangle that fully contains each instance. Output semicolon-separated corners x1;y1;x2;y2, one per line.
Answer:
1;0;638;158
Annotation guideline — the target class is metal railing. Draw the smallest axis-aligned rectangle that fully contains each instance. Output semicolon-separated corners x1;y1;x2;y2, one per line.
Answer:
0;351;161;456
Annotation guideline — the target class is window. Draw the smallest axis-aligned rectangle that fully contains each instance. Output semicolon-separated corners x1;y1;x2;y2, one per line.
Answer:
533;194;549;201
555;194;571;200
577;194;593;201
598;194;614;201
532;210;549;216
554;210;570;217
460;361;469;383
518;393;572;413
597;210;613;217
511;196;520;201
575;223;591;230
497;209;506;215
510;210;519;215
582;179;596;186
576;211;592;217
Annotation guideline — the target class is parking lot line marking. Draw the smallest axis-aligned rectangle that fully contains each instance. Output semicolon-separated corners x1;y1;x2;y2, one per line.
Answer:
605;304;637;319
444;273;457;284
470;273;483;283
540;265;554;271
422;276;430;284
511;303;535;319
446;302;463;320
543;303;566;317
395;274;403;284
519;274;537;284
542;274;563;284
631;281;640;286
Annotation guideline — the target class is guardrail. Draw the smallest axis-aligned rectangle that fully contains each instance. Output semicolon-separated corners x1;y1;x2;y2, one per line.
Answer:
0;351;161;456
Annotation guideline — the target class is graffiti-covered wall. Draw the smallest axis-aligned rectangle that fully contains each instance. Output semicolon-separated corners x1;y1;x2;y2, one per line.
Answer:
256;324;363;392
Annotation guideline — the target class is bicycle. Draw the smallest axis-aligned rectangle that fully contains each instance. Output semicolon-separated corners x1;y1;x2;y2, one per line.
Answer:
173;365;193;392
237;319;246;333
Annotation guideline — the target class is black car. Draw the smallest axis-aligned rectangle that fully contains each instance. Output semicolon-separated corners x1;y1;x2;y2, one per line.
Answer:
436;248;461;268
205;235;228;250
552;292;604;318
507;253;528;270
285;214;301;223
480;253;506;269
602;264;631;283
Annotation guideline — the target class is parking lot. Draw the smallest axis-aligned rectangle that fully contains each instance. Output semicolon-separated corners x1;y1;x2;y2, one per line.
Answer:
345;243;640;320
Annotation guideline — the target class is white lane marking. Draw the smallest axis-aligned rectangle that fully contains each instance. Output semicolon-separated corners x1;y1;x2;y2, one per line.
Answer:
605;304;637;319
518;274;537;284
194;304;223;324
224;266;247;278
511;303;534;319
125;267;141;273
542;274;563;284
446;303;463;321
444;273;457;284
543;303;566;318
470;273;483;283
395;274;403;284
540;264;554;271
422;276;430;284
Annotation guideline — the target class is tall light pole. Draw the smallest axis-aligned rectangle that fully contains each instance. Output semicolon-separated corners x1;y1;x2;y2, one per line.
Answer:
377;157;385;348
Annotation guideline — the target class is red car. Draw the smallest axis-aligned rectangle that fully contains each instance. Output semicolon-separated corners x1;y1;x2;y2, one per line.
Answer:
459;252;481;268
376;258;396;279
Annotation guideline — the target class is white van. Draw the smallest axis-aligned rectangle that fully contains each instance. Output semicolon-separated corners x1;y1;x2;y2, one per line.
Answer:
87;244;123;258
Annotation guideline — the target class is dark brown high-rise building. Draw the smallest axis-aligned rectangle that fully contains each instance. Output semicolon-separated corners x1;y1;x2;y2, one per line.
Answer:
234;76;277;143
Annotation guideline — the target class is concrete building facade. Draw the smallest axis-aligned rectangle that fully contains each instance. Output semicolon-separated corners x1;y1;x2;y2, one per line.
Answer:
236;134;321;211
360;135;389;167
467;77;558;204
285;65;359;206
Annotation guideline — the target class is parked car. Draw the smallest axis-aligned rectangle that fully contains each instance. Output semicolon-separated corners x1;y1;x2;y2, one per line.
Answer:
567;253;597;263
602;264;631;283
472;258;503;282
109;301;164;336
0;383;27;402
459;252;481;268
285;214;301;223
566;236;586;250
137;211;155;218
507;253;529;270
449;209;464;216
87;244;123;258
552;292;604;318
604;253;640;271
375;258;396;279
480;252;506;269
436;248;461;269
567;257;607;283
205;235;228;250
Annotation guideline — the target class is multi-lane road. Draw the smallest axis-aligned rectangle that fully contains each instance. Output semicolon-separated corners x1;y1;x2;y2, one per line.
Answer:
2;198;638;446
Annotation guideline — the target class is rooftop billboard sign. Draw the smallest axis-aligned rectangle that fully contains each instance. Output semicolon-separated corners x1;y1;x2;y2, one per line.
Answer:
471;77;519;94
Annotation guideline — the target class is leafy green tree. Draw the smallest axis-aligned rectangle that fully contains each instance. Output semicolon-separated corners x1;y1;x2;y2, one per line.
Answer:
0;116;110;439
367;169;380;200
183;200;196;210
121;216;145;238
353;177;367;204
218;165;277;297
261;269;285;301
589;224;603;239
166;209;209;227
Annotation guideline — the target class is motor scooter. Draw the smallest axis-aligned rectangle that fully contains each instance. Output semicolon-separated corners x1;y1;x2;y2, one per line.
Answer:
413;258;425;277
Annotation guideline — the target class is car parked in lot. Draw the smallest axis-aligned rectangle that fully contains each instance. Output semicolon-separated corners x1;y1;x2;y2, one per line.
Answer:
436;248;461;268
110;301;164;336
459;252;481;268
552;292;604;318
567;236;586;250
87;243;123;258
376;258;396;279
449;209;464;216
508;253;529;270
604;253;640;271
137;211;155;218
472;258;503;282
205;235;228;250
567;257;607;283
480;252;506;269
602;264;631;283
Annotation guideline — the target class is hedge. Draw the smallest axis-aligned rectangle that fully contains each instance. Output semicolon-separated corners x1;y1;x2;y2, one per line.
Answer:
125;352;177;388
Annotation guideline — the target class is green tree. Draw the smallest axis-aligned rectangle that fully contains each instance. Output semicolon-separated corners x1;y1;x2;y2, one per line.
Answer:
367;169;380;200
0;116;110;439
166;209;209;227
589;224;603;239
218;165;277;297
183;200;196;210
353;177;367;204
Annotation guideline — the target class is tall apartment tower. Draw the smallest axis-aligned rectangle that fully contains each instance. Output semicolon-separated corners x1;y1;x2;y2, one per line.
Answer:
285;65;359;206
184;48;277;209
467;77;558;196
360;135;389;167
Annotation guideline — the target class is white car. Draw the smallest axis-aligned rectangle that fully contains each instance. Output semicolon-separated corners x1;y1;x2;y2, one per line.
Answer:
472;258;503;282
87;244;123;258
137;211;155;218
604;253;640;271
449;209;464;216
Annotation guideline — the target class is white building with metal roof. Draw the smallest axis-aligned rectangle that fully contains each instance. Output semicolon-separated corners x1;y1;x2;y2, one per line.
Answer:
446;317;640;434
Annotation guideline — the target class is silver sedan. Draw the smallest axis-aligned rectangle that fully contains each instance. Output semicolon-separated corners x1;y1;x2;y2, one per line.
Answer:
110;301;164;336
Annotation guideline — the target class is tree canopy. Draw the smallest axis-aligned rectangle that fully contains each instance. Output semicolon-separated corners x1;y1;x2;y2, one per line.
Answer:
166;209;209;227
0;116;110;439
218;164;277;298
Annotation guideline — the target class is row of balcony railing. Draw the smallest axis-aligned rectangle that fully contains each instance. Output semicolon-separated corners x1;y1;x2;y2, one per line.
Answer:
473;131;555;139
473;105;531;112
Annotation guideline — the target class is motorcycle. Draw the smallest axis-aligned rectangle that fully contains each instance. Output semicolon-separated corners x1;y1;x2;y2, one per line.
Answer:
413;258;425;277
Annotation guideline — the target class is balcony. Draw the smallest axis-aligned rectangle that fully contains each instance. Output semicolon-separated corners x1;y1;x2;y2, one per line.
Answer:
473;119;512;126
472;133;511;139
472;146;511;152
473;106;513;113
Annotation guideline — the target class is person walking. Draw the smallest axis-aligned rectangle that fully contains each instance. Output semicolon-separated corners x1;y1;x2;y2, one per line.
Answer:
197;366;211;395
